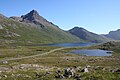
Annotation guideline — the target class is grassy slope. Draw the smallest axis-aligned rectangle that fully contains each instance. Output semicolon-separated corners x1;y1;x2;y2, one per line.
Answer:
69;27;111;43
0;17;82;44
0;42;119;80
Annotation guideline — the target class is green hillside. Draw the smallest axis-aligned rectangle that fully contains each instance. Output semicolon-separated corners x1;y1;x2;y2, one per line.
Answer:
0;13;81;45
69;27;110;43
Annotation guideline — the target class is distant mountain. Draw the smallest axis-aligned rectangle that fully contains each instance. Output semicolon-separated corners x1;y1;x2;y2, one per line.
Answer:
10;10;59;28
0;10;82;44
68;27;110;43
105;29;120;40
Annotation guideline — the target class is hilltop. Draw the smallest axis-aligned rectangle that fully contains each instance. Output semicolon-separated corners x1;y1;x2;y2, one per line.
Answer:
0;10;82;45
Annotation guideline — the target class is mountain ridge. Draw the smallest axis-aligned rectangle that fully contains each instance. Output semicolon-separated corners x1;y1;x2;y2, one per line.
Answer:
68;27;110;43
10;10;59;29
0;10;82;44
105;29;120;40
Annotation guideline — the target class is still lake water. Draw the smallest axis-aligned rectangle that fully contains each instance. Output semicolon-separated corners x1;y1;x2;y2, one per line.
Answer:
70;49;112;56
25;42;112;56
47;43;112;56
46;43;94;47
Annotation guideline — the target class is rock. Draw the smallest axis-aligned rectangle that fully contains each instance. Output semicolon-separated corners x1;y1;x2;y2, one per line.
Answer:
19;66;24;69
19;64;32;69
76;78;82;80
86;65;91;68
112;69;120;72
0;25;3;29
84;68;89;72
74;74;81;80
46;71;52;74
55;73;64;79
55;69;64;79
3;75;7;78
0;67;9;71
64;68;75;78
56;70;62;73
95;66;104;70
76;66;82;72
10;16;22;22
74;66;77;68
11;74;15;77
81;67;89;73
15;74;31;78
32;64;40;68
2;61;8;64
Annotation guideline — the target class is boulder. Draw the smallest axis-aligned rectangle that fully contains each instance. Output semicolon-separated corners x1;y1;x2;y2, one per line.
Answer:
74;74;81;80
81;67;89;73
112;69;120;72
64;68;75;78
55;73;64;79
2;61;8;64
3;75;7;78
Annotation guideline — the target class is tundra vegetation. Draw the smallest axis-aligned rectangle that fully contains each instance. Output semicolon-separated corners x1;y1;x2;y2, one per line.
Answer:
0;42;119;80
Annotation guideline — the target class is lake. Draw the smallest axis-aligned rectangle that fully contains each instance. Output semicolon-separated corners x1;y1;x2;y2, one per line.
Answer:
70;49;112;56
46;43;95;47
22;42;96;47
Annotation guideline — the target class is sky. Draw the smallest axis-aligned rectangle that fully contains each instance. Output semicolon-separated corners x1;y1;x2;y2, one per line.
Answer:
0;0;120;34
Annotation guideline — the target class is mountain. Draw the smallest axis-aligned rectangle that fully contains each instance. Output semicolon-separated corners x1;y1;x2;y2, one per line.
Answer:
105;29;120;40
68;27;110;43
0;10;82;44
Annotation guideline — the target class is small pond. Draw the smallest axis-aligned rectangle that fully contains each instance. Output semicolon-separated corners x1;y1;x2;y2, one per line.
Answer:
70;49;112;56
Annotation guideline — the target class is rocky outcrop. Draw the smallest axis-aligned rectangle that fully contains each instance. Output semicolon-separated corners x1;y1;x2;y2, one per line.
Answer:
63;68;76;78
10;16;22;22
105;29;120;40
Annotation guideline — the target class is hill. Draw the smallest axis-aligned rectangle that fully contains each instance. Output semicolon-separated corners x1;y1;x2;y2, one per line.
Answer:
68;27;110;43
0;10;82;45
105;29;120;40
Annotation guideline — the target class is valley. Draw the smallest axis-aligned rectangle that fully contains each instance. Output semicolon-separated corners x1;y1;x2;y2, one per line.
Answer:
0;42;119;80
0;10;120;80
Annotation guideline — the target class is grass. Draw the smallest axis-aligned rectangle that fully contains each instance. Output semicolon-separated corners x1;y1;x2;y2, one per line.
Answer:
0;46;58;60
0;17;82;44
0;43;120;80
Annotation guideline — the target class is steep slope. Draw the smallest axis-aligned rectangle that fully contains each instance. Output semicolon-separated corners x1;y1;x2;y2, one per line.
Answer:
68;27;110;43
0;10;81;44
105;29;120;40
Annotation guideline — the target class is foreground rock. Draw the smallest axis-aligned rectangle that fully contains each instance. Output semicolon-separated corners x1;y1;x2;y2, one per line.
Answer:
64;68;76;78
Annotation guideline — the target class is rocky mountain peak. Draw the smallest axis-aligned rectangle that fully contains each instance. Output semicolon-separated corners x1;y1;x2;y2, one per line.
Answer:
9;10;59;28
21;10;40;22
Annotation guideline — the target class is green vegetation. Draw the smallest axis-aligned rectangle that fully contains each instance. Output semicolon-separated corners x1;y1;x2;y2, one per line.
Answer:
68;27;110;43
0;16;82;45
0;42;119;80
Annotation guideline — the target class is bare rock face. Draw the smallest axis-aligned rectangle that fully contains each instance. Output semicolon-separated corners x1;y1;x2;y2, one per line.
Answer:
20;10;58;28
9;10;59;29
21;10;41;23
10;16;22;22
20;10;46;27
